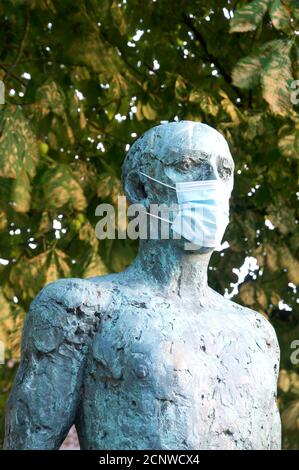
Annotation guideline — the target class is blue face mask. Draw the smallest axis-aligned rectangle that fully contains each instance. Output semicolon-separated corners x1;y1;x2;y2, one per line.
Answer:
140;172;231;248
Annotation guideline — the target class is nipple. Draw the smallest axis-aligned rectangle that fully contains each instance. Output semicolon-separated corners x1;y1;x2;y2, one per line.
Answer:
134;362;149;378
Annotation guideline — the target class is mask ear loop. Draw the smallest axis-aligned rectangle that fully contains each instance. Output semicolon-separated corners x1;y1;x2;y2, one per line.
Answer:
139;171;176;190
138;171;176;223
140;210;172;224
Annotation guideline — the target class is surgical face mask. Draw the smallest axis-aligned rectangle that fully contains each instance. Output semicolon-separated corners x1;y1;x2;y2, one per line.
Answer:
140;171;231;248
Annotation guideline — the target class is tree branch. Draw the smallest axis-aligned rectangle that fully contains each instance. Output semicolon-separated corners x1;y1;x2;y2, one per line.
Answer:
0;63;27;87
8;9;30;72
182;13;241;95
88;120;128;145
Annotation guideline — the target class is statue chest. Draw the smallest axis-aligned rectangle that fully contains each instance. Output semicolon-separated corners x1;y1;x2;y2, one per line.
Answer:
87;321;274;403
79;303;276;449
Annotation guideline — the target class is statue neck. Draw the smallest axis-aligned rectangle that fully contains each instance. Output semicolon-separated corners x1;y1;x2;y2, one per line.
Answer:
134;239;210;297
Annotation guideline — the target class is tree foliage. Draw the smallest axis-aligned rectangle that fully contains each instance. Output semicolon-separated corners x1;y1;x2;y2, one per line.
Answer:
0;0;298;448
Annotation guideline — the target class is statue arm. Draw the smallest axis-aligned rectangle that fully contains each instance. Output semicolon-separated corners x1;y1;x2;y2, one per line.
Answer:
270;401;282;450
3;278;101;450
265;319;282;450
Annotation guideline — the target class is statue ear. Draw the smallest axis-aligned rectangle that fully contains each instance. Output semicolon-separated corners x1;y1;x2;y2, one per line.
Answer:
124;170;149;207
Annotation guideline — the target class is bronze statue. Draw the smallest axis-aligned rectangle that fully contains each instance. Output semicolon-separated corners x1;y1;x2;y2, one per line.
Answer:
4;121;281;450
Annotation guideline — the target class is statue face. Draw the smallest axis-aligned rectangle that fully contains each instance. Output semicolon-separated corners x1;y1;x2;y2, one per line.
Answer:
123;121;234;251
140;121;234;205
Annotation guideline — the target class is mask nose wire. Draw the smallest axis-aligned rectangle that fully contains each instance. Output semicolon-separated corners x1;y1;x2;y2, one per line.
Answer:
140;169;227;188
139;171;176;190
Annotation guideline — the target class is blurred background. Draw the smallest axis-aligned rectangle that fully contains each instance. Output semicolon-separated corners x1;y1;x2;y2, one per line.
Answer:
0;0;298;449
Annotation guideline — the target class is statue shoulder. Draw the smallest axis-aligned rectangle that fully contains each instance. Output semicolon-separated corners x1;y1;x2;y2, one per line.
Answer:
229;299;280;369
24;277;112;355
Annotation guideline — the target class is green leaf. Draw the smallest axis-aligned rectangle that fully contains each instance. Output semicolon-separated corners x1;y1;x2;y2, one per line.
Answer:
97;173;122;204
142;102;157;121
239;281;256;306
83;246;107;278
62;16;122;74
269;0;292;33
175;75;189;102
46;249;71;283
289;0;299;20
110;0;127;35
12;169;31;213
9;250;70;310
232;53;262;89
189;90;219;117
261;40;293;115
230;0;270;33
136;101;144;121
35;81;75;145
232;39;293;115
109;240;136;273
39;165;87;211
0;290;24;359
0;106;38;179
35;80;66;118
282;401;299;431
9;252;50;305
278;124;299;158
219;90;243;123
279;245;299;285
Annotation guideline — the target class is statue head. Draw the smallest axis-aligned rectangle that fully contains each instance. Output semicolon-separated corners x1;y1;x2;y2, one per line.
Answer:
122;121;234;252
